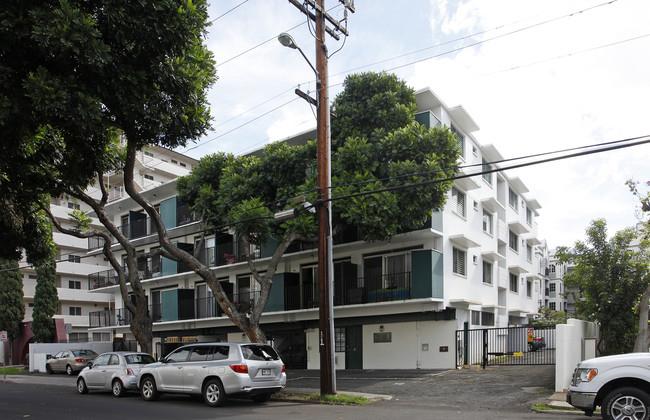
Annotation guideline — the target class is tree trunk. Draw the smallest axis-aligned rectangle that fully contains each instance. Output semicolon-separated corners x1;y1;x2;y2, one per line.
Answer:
130;311;153;354
634;284;650;352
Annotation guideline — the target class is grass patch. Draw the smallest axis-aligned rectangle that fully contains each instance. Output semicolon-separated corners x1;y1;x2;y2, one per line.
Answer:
275;391;372;405
1;367;29;375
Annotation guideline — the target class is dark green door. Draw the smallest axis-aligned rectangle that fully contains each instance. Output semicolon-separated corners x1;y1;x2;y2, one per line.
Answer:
345;325;362;369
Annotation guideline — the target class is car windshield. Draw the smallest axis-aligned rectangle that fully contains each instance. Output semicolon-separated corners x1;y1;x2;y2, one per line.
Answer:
125;354;155;364
242;345;279;361
73;350;98;357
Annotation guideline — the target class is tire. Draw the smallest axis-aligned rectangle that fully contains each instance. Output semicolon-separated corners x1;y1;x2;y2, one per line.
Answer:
46;364;53;374
66;365;74;376
203;379;226;407
112;379;126;398
252;393;272;403
527;343;535;352
140;376;159;401
602;387;650;420
77;378;89;394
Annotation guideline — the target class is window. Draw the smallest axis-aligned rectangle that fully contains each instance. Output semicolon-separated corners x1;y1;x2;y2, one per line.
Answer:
526;244;532;262
482;261;493;285
144;151;154;157
482;312;495;326
68;280;81;290
171;159;178;164
67;202;80;210
451;187;466;218
144;174;154;181
68;255;81;263
527;279;533;297
482;159;493;185
452;247;466;276
482;210;493;235
92;332;111;342
549;283;556;292
450;125;464;158
526;207;533;225
334;327;346;352
509;188;518;212
472;145;478;156
180;162;187;167
472;310;495;326
471;310;481;325
509;230;519;252
549;302;556;310
69;307;82;316
509;273;519;293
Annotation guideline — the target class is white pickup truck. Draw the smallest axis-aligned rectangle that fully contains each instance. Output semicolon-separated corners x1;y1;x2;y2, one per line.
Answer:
567;353;650;420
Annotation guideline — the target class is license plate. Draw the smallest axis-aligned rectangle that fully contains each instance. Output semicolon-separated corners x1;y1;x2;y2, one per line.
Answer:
261;369;271;376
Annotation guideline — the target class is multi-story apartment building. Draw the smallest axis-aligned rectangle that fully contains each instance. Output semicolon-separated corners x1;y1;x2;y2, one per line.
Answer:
547;250;574;315
13;144;197;363
85;88;544;370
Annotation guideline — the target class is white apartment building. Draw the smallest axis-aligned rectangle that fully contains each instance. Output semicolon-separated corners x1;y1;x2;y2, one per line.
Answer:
85;88;545;370
14;144;197;363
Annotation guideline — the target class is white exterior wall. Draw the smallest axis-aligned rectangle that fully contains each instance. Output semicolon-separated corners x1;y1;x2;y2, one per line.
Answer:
305;320;457;370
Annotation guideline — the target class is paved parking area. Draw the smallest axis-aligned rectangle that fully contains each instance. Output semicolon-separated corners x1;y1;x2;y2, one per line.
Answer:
286;364;556;413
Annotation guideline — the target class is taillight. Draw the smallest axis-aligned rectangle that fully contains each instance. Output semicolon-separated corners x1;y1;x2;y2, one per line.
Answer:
230;364;248;374
282;365;285;373
126;368;134;376
75;358;84;363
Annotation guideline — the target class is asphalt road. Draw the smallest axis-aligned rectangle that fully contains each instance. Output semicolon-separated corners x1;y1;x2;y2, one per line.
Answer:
1;365;588;419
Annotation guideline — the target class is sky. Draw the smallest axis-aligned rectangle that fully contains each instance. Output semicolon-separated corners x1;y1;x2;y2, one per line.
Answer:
178;0;650;250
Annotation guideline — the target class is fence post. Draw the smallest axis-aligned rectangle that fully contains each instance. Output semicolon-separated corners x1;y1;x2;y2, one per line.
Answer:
463;322;469;366
482;328;488;369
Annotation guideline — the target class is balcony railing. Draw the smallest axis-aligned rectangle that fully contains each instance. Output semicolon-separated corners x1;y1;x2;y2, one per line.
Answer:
88;204;196;250
88;273;413;326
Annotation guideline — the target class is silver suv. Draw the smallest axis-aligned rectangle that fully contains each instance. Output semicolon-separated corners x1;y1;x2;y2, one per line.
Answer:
138;342;286;407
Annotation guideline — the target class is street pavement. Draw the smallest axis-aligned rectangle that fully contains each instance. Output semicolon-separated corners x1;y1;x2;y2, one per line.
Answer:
2;365;587;418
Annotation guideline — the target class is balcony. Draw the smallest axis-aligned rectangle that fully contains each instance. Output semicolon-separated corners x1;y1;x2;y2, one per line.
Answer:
88;272;414;326
88;203;197;250
88;243;264;290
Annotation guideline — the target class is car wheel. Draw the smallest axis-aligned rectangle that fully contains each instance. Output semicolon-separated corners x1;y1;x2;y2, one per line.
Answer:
252;393;272;403
46;364;53;374
77;378;89;394
602;387;650;420
66;365;74;376
203;378;226;407
140;376;159;401
112;379;126;398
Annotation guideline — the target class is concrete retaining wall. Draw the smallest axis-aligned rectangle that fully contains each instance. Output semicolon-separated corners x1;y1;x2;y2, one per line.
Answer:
555;318;599;392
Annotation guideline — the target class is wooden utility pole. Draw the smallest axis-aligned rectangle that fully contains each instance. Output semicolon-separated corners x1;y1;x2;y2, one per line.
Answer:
286;0;354;396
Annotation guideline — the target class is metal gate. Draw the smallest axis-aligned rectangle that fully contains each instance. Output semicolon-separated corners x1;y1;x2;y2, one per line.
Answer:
456;325;556;368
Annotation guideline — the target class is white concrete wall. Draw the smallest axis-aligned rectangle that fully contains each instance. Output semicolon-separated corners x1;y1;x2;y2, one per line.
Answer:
306;320;457;370
555;318;599;392
29;342;113;373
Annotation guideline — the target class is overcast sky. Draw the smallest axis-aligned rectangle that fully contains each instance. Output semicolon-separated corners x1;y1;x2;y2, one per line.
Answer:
178;0;650;250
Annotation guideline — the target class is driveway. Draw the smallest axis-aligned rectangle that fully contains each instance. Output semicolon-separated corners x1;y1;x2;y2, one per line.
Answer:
286;365;556;413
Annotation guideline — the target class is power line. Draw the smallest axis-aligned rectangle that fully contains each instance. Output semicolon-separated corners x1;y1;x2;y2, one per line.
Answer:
210;0;249;24
190;0;628;156
4;133;648;275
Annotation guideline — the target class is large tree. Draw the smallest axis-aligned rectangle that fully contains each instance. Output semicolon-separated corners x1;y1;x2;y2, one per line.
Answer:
0;258;25;363
556;219;649;355
0;0;216;353
177;72;460;342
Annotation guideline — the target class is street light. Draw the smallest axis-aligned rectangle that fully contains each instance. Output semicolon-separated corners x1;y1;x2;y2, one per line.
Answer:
278;30;336;395
277;33;319;78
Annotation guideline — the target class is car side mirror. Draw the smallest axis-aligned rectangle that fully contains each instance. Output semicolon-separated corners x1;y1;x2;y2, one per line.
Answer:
87;361;93;369
46;354;53;360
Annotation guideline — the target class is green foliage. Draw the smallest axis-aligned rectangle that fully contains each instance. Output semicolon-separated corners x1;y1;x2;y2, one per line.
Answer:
530;307;567;326
68;206;92;232
331;72;418;150
0;259;25;340
31;215;58;343
0;0;216;261
179;72;460;247
556;219;649;354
